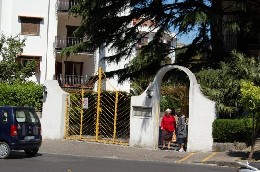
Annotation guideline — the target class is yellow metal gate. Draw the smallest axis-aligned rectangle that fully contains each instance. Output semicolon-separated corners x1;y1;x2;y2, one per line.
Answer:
65;67;131;145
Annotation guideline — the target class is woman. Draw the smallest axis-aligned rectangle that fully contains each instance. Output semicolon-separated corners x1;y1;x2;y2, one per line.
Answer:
176;110;188;152
160;108;176;150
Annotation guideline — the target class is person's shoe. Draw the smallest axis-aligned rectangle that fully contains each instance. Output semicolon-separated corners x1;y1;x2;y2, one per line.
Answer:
161;146;166;150
178;148;185;152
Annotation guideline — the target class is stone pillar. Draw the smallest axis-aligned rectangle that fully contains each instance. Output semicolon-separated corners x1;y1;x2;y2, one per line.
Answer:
41;80;68;139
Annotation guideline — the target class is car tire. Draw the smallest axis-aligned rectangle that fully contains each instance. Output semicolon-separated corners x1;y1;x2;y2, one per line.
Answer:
24;148;39;157
0;142;11;159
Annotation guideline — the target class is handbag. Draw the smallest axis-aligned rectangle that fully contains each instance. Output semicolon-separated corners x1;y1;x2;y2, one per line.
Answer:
172;132;177;142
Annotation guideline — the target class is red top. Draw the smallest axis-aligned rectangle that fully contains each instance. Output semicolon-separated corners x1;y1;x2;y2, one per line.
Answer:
161;115;176;132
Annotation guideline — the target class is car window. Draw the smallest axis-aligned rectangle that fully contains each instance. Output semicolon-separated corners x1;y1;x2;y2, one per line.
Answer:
3;111;8;122
15;109;40;123
15;110;26;122
28;110;39;123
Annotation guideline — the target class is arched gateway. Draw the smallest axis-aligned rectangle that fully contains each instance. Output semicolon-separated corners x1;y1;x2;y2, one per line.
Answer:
129;65;216;152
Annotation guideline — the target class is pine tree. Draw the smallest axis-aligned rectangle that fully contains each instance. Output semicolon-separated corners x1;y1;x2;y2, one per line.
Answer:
64;0;259;81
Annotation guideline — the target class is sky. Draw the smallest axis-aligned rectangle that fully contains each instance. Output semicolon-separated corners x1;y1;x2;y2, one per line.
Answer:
174;29;199;45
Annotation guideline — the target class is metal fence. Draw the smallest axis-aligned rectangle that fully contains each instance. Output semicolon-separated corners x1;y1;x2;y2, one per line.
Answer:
65;68;131;145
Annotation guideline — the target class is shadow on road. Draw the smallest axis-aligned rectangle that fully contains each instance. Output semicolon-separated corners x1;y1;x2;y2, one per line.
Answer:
7;151;43;159
227;150;260;161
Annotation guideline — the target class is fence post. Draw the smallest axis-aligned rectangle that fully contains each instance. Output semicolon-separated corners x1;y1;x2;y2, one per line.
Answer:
80;87;84;139
95;67;102;141
113;91;119;143
65;95;69;138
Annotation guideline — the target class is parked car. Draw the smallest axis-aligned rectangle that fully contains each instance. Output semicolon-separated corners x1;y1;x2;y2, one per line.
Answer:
0;106;42;158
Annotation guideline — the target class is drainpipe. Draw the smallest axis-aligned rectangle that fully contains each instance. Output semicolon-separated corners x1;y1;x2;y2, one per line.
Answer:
44;0;51;81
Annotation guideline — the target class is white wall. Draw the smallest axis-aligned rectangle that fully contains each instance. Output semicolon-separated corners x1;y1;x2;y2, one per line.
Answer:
95;45;132;92
130;65;216;152
41;80;68;139
130;91;154;148
0;0;2;31
0;0;13;35
0;0;55;84
43;0;57;81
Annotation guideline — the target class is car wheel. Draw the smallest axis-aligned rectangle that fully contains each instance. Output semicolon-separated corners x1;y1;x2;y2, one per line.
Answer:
24;148;39;157
0;142;11;159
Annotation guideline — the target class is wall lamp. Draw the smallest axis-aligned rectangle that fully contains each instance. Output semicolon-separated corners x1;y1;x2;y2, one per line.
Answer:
146;89;153;98
43;85;47;95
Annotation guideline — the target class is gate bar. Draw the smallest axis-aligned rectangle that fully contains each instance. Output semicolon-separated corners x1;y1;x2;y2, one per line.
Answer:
79;87;84;138
95;67;102;141
113;91;119;143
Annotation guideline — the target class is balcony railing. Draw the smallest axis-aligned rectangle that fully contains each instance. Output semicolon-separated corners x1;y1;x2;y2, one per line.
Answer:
54;36;94;53
57;0;78;12
55;36;83;49
54;74;95;89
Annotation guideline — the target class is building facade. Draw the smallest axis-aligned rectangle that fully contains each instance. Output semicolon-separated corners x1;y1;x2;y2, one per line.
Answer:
0;0;176;92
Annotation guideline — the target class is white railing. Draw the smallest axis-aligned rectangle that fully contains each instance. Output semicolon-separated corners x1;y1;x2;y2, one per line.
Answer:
55;37;83;49
57;0;77;12
54;74;90;87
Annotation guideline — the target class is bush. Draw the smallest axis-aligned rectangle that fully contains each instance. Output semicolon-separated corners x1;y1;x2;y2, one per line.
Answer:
212;118;253;143
0;82;43;111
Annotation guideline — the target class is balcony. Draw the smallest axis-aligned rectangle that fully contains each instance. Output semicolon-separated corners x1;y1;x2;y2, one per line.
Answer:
55;36;83;50
57;0;77;12
54;74;95;89
55;36;94;54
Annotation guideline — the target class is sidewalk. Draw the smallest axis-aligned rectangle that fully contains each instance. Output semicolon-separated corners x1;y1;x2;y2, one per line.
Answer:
39;139;259;167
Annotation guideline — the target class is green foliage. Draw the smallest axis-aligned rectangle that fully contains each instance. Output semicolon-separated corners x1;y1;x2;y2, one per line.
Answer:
240;80;260;111
0;34;36;83
160;96;178;112
197;51;260;117
240;80;260;147
0;82;43;111
212;118;253;143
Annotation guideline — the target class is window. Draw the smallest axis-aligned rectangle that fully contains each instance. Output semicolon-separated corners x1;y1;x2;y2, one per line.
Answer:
28;111;37;123
16;56;41;73
136;37;148;49
2;111;8;122
15;109;39;123
15;110;26;123
64;61;83;76
20;16;42;35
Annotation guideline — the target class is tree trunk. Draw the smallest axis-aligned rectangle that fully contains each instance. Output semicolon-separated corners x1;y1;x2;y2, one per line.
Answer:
211;0;224;63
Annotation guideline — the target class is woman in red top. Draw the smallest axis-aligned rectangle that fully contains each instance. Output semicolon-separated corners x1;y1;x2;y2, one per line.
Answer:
160;108;176;150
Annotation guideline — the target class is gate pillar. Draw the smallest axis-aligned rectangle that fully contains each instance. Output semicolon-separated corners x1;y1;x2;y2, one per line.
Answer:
129;65;216;152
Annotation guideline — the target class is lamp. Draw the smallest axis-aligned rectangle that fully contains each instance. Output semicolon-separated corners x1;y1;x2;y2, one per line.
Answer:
146;89;153;98
43;85;47;95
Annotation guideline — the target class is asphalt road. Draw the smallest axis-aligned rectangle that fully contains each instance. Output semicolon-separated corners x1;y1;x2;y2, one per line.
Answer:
0;152;237;172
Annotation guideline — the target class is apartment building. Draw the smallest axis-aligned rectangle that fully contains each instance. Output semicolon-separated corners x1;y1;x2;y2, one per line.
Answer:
0;0;176;92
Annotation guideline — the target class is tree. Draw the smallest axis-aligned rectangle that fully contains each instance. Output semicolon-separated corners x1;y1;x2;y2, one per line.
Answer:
65;0;258;81
240;80;260;160
197;51;260;117
0;35;36;83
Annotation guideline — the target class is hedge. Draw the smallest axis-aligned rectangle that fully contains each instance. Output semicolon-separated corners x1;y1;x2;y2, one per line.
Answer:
212;118;253;143
0;82;43;111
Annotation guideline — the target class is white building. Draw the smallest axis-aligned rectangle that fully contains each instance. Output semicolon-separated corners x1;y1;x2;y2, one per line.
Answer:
0;0;176;92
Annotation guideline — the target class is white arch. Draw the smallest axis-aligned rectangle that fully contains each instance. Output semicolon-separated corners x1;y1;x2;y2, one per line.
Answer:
129;65;216;152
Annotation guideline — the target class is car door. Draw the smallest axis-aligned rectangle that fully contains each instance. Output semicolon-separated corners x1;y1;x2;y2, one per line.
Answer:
15;108;41;141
